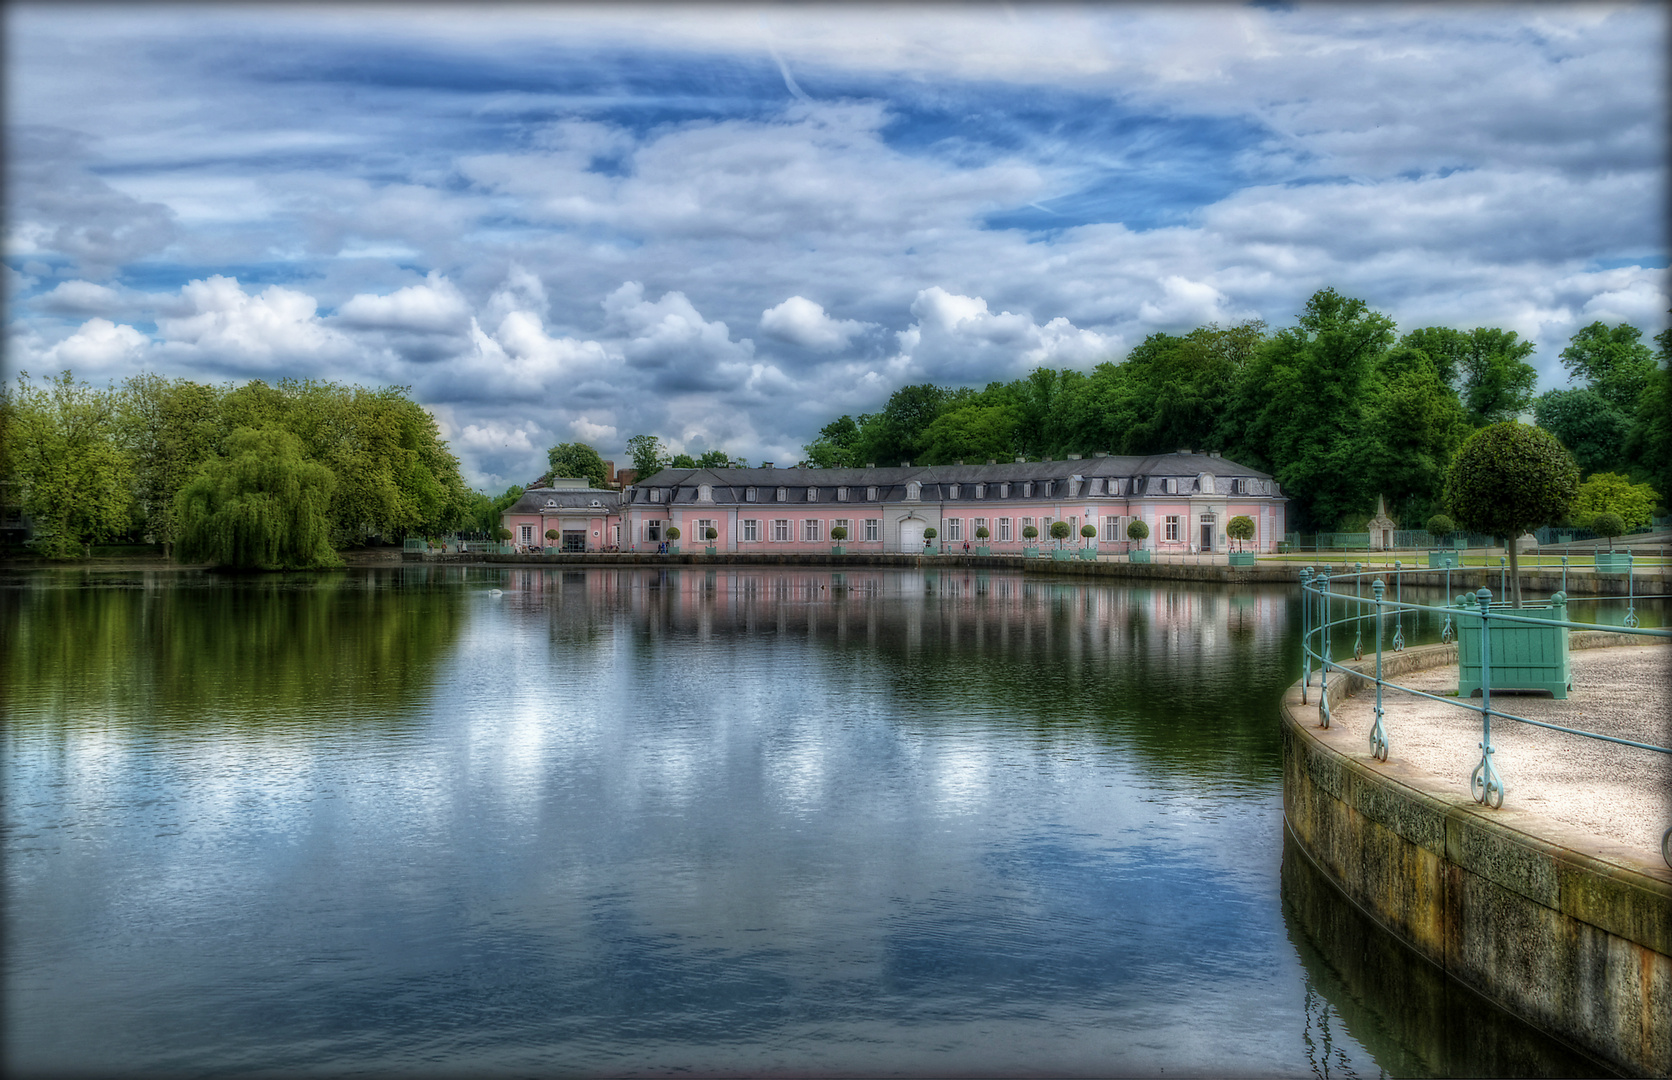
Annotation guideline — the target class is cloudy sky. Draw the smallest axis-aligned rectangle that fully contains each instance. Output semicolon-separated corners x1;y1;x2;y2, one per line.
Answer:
6;4;1667;488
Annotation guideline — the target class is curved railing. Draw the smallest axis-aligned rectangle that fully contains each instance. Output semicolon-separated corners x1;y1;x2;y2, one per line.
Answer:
1297;561;1672;869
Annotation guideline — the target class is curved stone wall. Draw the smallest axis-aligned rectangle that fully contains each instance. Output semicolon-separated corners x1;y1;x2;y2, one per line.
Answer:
1281;640;1671;1078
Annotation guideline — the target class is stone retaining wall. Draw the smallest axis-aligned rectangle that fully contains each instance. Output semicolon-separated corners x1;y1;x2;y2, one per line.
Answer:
1282;640;1671;1077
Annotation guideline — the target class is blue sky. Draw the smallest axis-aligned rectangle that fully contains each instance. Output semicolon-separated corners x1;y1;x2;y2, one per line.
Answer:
6;4;1667;488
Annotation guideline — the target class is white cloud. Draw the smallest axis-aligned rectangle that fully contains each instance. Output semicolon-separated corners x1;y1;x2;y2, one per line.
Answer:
893;286;1117;380
334;271;470;333
759;295;869;351
44;317;150;369
35;279;123;315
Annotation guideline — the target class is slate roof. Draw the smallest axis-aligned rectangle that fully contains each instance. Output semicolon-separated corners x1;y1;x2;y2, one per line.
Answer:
507;487;622;515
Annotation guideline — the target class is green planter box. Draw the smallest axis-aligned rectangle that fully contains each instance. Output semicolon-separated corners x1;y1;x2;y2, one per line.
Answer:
1455;599;1571;699
1427;550;1457;568
705;546;718;556
830;545;846;555
1022;546;1040;558
1228;551;1257;566
666;545;681;554
1050;549;1071;561
922;543;938;555
1077;548;1098;561
1594;552;1633;573
975;546;991;556
1129;549;1151;564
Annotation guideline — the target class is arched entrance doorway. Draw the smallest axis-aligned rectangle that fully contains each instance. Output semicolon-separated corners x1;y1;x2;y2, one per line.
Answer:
898;517;926;553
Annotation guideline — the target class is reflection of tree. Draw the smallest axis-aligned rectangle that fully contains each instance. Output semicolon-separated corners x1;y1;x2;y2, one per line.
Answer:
1;573;464;731
599;567;1300;788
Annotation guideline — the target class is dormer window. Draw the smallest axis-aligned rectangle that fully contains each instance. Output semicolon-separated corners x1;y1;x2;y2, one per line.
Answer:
1041;480;1053;497
1022;481;1032;497
776;486;788;502
949;483;960;499
837;486;849;502
866;486;878;501
698;484;713;502
806;487;818;502
1165;478;1177;494
649;488;663;503
745;486;757;502
905;481;921;501
1000;483;1009;498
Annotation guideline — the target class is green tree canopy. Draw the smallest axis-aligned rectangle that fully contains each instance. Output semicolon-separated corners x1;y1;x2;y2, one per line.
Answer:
803;415;862;468
546;442;608;489
174;427;341;570
1570;472;1656;532
1425;513;1455;538
1560;322;1656;414
1126;518;1149;542
1227;515;1255;549
1;371;134;558
625;434;665;480
1049;519;1072;545
1456;328;1538;426
1444;422;1579;605
695;449;734;469
1532;388;1631;477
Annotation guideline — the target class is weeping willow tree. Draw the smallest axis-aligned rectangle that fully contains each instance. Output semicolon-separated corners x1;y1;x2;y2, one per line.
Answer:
174;427;342;570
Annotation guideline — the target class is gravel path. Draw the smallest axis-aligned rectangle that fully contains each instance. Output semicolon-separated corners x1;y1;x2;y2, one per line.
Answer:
1323;644;1671;859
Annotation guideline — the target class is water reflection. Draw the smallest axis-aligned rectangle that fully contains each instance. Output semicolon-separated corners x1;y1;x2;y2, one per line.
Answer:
2;567;1601;1077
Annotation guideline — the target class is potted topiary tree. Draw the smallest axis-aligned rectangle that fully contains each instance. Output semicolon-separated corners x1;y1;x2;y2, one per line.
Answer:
1022;524;1040;558
1126;518;1150;563
704;525;718;556
664;525;681;554
974;525;991;556
1049;520;1072;560
1444;421;1579;699
1590;512;1630;572
495;526;513;554
922;526;938;554
830;524;848;556
1078;522;1098;560
1425;514;1456;568
544;527;559;554
1227;515;1256;566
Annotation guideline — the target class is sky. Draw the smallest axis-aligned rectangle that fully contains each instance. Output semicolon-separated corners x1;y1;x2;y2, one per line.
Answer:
5;3;1668;489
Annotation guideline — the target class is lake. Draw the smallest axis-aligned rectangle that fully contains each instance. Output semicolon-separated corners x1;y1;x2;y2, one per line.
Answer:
2;565;1600;1076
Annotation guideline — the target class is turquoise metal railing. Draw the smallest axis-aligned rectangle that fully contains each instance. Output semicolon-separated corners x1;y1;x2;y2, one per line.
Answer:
1299;563;1671;868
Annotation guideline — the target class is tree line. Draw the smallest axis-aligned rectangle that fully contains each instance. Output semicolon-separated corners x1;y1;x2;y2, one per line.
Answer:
1;372;478;566
786;288;1669;532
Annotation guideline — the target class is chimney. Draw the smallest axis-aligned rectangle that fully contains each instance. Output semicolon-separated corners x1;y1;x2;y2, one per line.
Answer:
762;461;773;469
866;462;876;468
986;458;996;465
1178;448;1190;455
1093;451;1108;458
955;459;964;466
1015;455;1026;463
1066;453;1081;460
900;460;911;468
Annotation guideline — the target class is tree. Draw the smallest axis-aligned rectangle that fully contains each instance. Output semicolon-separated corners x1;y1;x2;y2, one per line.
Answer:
704;526;718;541
1360;346;1472;526
974;525;989;541
1;371;133;558
922;526;937;547
853;384;947;466
1559;322;1656;414
1456;328;1538;426
626;434;666;480
1022;524;1039;542
803;415;862;469
1570;473;1656;533
1227;515;1254;550
1589;512;1625;549
1080;522;1097;547
1444;422;1579;607
1049;519;1071;547
1532;388;1631;477
1623;335;1670;502
117;373;226;556
830;525;847;543
1426;514;1455;542
664;526;680;542
174;427;341;570
1126;519;1149;545
696;449;733;469
668;453;698;470
546;442;608;489
917;401;1021;465
545;528;559;544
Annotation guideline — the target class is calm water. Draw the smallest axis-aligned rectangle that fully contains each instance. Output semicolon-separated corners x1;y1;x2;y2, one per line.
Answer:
2;566;1603;1077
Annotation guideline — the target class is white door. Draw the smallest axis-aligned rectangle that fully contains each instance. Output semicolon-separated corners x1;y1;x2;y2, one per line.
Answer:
898;518;925;553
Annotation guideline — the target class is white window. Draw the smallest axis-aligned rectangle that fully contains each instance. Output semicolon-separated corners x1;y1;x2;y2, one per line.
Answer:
745;487;757;502
698;484;712;502
776;486;788;502
807;487;818;502
773;519;790;541
864;518;880;541
647;520;663;541
1165;515;1180;541
803;519;822;542
973;517;987;539
905;481;921;501
1042;516;1053;536
946;519;962;541
1022;481;1033;497
649;488;662;503
1000;483;1010;498
743;519;759;542
1042;481;1053;497
1103;515;1120;542
1165;478;1177;494
837;487;849;502
975;484;985;499
867;486;879;501
999;518;1012;542
519;525;533;544
612;524;620;545
949;483;960;499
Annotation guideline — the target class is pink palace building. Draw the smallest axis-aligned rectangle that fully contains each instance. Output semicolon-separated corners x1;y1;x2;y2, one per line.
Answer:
502;451;1287;555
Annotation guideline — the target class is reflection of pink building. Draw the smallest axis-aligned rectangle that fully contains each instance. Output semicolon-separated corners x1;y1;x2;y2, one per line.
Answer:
503;452;1287;555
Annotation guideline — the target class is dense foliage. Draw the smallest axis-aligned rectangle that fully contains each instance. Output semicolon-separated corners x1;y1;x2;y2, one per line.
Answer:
174;427;342;570
544;442;609;489
1444;422;1579;605
1570;473;1656;532
2;373;474;560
